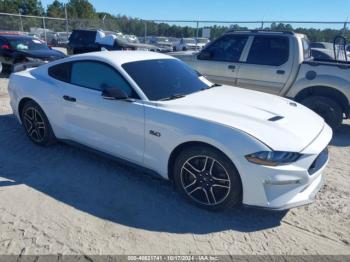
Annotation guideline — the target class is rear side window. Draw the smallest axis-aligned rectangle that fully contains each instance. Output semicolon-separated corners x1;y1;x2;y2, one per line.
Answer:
48;62;71;83
247;36;289;66
70;61;137;98
200;35;248;62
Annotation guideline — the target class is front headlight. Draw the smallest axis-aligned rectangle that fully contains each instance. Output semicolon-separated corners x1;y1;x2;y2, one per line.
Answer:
245;151;301;166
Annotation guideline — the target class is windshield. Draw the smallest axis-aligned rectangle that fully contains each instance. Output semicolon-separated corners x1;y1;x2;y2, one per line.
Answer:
156;37;169;42
197;38;209;43
122;59;212;101
9;38;49;51
184;38;195;44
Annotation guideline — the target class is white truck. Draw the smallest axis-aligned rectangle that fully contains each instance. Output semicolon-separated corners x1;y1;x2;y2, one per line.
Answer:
171;30;350;129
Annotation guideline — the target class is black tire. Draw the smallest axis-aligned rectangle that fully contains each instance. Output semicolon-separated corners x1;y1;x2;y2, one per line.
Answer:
2;63;13;74
182;47;187;51
173;145;242;211
20;100;57;146
301;96;343;130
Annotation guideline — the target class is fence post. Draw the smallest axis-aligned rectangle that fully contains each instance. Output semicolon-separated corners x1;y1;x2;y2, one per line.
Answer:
42;16;47;43
18;10;23;32
196;21;199;48
144;21;147;43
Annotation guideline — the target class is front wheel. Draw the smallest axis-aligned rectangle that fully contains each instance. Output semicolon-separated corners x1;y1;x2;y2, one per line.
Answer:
173;146;242;211
301;96;343;130
21;101;57;146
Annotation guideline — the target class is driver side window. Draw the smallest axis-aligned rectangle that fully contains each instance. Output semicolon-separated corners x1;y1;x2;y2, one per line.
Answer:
70;61;138;98
199;35;248;62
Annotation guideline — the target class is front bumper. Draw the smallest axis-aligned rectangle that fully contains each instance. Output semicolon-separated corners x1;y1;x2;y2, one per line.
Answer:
241;124;332;210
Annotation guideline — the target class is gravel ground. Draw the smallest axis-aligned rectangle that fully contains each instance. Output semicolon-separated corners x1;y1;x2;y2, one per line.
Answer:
0;74;349;255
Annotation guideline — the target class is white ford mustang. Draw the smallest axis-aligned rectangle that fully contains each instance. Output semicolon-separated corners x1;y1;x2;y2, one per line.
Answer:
8;51;332;211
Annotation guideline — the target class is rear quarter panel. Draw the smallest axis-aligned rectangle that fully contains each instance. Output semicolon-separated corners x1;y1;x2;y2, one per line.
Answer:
8;68;67;139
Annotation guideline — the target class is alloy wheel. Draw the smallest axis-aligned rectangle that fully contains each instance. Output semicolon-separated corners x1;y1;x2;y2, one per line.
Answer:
23;107;46;143
180;155;231;206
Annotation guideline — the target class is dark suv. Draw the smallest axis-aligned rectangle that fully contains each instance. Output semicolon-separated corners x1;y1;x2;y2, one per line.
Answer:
0;34;66;73
67;29;159;55
67;30;100;55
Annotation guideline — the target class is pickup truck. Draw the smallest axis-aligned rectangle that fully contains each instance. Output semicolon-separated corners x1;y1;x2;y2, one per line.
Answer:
171;30;350;130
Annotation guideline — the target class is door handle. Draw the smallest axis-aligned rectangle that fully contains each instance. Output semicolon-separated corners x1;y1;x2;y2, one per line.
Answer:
63;95;76;102
228;65;236;71
276;70;285;75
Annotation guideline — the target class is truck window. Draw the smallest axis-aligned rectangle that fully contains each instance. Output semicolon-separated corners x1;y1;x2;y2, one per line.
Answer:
247;36;289;66
200;35;248;62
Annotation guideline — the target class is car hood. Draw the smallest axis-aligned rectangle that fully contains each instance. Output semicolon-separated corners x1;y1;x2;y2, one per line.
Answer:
157;85;326;152
18;49;66;61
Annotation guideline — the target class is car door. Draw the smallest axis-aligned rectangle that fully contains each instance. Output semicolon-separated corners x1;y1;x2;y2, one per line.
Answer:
53;60;145;165
236;35;293;95
194;34;249;86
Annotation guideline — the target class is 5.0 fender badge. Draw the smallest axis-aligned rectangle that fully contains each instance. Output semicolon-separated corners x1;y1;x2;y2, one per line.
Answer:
149;130;161;137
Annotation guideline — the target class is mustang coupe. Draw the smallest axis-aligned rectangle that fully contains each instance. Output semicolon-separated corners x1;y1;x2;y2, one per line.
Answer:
8;51;332;211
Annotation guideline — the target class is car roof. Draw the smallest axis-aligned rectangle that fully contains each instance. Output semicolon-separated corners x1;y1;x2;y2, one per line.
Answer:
65;51;176;66
0;34;35;40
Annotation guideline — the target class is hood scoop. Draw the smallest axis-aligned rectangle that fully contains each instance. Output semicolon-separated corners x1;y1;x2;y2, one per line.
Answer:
268;116;284;122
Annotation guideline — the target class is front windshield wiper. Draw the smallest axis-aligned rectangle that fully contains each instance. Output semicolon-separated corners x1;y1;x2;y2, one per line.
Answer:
159;94;187;101
200;83;221;91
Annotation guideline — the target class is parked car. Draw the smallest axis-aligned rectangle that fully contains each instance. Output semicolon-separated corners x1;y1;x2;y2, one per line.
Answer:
146;36;173;52
196;37;210;49
67;29;158;55
8;51;332;211
174;38;200;51
57;32;71;47
171;30;350;130
311;48;349;61
310;42;334;50
0;34;66;73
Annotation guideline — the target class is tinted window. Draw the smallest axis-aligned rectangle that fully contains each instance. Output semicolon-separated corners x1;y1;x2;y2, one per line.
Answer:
200;35;248;62
71;61;137;97
9;38;49;51
48;62;71;82
247;36;289;66
69;30;96;44
122;59;211;101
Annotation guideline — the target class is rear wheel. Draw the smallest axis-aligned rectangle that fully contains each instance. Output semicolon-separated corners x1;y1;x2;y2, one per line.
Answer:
301;96;343;130
173;145;242;211
21;101;57;146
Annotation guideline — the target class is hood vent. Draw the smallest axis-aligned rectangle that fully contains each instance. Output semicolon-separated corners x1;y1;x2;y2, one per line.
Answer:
268;116;284;122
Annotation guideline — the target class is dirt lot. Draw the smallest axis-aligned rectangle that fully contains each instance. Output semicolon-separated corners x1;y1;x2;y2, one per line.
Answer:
0;74;349;255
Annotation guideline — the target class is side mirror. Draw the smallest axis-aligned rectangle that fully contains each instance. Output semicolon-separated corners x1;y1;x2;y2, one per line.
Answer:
198;50;212;60
101;86;128;100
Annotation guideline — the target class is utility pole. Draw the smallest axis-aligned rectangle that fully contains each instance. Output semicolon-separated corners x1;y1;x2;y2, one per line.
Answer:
65;4;69;34
196;21;199;48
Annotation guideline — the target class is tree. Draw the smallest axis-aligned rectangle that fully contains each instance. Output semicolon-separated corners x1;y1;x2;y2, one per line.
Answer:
0;0;44;15
66;0;96;19
47;0;65;18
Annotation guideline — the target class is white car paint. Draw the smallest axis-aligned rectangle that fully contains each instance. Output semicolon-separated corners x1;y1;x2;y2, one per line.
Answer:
8;51;332;210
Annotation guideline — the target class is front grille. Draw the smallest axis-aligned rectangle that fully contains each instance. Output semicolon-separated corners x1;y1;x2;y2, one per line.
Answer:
308;148;329;176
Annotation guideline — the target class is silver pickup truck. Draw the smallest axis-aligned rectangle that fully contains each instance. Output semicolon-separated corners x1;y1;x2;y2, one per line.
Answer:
171;30;350;130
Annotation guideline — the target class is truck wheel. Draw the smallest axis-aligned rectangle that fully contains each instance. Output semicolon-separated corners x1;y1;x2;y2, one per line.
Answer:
301;96;343;130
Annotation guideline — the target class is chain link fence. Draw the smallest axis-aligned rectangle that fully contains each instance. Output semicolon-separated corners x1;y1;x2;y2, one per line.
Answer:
0;12;348;45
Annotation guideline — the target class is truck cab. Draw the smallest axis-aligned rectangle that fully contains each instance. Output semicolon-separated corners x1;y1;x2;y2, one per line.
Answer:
172;30;350;130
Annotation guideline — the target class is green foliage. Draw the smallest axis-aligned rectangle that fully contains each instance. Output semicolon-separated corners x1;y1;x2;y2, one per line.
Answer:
0;0;44;15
